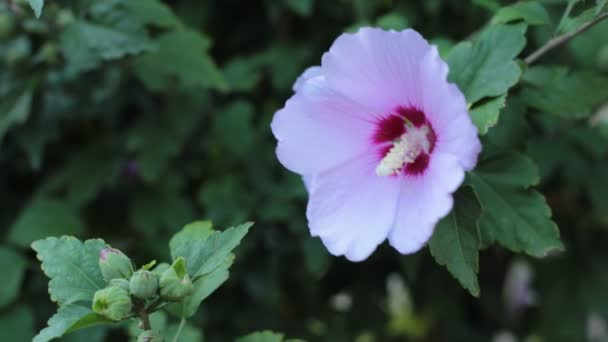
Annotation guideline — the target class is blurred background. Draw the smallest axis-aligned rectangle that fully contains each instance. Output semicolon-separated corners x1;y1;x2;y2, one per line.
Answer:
1;0;608;341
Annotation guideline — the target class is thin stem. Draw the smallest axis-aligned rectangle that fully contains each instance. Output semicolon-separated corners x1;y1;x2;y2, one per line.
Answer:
525;12;608;65
172;318;187;342
139;310;152;331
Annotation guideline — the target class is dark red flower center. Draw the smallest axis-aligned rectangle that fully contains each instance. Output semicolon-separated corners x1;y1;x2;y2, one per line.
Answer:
372;106;436;176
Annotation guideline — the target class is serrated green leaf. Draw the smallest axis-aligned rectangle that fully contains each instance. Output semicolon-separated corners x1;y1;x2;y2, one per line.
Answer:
168;255;233;318
0;246;27;308
0;87;33;144
491;1;550;25
171;222;252;278
123;0;182;28
560;8;596;34
469;94;507;134
31;237;107;305
429;188;482;297
60;12;154;74
468;153;563;257
9;197;85;247
169;221;215;252
447;24;526;104
28;0;44;18
33;305;110;342
236;331;285;342
134;29;226;91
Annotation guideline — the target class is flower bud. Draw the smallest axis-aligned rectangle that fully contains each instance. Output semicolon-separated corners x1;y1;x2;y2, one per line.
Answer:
109;278;130;292
159;257;192;301
92;287;133;321
130;270;159;300
99;247;134;282
138;330;163;342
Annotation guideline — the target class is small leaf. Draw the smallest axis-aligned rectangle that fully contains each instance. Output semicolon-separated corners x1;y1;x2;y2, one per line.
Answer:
447;24;526;104
171;222;252;279
236;331;285;342
168;255;233;318
0;246;27;309
31;237;107;305
429;188;482;297
134;29;226;91
9;197;85;247
469;94;507;134
28;0;44;18
33;306;110;342
491;1;550;25
468;153;564;257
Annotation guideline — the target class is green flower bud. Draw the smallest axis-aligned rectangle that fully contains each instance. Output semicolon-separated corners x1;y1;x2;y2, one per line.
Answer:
92;287;133;321
109;278;130;292
99;247;134;282
138;330;163;342
159;257;192;301
130;270;159;300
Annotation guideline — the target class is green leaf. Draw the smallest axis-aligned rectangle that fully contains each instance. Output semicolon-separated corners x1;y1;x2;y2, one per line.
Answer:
447;24;526;104
467;153;564;257
375;12;410;30
123;0;182;28
28;0;44;18
34;305;110;342
236;331;285;342
168;255;233;318
521;66;608;118
598;0;607;14
167;221;249;318
469;94;507;134
171;222;252;279
0;87;33;144
491;1;550;25
134;29;226;91
31;237;107;305
0;307;35;341
429;187;482;297
169;221;215;253
9;197;85;247
211;101;255;159
60;6;154;74
283;0;314;16
302;238;330;276
0;246;27;308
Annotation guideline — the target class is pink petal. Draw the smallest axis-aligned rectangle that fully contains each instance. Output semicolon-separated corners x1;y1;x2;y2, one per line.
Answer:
293;66;322;92
271;81;375;175
322;28;432;114
388;152;465;254
419;47;481;171
306;155;401;261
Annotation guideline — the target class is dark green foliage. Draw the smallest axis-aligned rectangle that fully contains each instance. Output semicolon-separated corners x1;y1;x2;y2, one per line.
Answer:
2;0;608;341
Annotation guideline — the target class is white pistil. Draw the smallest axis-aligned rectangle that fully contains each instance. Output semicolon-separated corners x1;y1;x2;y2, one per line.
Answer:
375;125;430;177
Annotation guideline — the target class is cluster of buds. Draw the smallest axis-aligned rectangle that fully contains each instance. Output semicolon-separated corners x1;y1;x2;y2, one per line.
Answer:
93;247;194;341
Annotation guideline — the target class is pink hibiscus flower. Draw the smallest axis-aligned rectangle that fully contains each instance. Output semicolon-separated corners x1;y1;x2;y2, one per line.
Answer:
271;28;481;261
